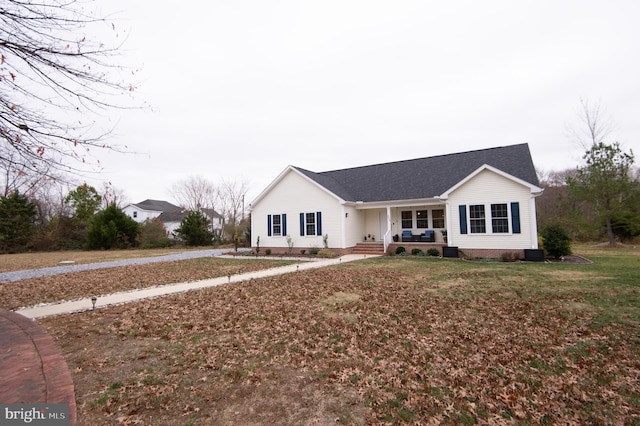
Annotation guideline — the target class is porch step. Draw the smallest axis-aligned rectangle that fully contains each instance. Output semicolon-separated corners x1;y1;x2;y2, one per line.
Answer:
352;242;386;255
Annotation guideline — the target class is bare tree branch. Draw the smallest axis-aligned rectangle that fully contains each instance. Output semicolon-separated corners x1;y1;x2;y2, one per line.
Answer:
0;0;140;182
169;175;219;212
566;98;615;150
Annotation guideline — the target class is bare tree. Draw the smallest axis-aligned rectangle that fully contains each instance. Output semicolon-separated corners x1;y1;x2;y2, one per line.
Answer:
0;0;138;181
101;182;129;208
219;178;249;229
0;152;50;197
537;168;578;188
169;175;218;211
31;179;73;222
566;98;614;149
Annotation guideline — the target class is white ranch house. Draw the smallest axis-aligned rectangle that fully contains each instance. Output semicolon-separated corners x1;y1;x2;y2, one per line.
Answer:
249;144;544;258
123;199;224;238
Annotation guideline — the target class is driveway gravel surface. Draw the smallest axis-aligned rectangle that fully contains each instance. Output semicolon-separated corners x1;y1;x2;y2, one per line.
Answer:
0;249;250;283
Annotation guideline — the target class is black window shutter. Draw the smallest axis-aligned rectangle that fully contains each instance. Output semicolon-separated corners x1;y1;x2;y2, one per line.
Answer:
299;213;305;236
267;215;272;237
316;212;322;235
282;214;287;236
511;202;521;234
459;205;467;234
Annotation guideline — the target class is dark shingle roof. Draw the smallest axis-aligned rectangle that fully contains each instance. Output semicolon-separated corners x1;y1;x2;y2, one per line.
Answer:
294;144;539;202
133;200;223;223
134;199;182;213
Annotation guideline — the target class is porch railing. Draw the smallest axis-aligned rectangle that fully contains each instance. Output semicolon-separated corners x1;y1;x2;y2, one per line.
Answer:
383;228;392;254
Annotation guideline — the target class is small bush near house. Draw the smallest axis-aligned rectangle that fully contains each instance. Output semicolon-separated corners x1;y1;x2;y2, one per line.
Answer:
395;246;406;255
411;248;424;256
138;219;172;249
300;249;306;255
317;249;336;258
309;247;319;255
427;248;440;257
265;249;272;255
500;251;519;262
541;223;572;259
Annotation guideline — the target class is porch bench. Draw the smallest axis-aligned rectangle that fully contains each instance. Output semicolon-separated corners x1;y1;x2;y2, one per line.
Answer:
401;231;416;242
401;230;435;242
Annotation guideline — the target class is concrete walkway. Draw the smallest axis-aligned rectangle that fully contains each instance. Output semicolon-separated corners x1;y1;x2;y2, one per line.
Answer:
16;254;379;319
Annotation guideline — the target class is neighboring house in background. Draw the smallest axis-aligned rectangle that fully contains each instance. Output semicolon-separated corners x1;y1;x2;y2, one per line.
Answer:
123;199;224;237
249;143;544;258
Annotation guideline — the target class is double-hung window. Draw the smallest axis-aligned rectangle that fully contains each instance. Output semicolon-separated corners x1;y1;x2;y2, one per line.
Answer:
300;212;322;236
272;214;282;236
459;202;521;235
401;211;413;229
416;210;429;228
305;213;316;235
432;209;445;228
469;205;486;234
491;203;509;233
267;214;287;237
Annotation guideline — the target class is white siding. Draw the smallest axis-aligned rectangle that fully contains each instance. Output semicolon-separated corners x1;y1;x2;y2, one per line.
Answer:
122;205;160;223
447;169;536;249
343;205;364;248
251;170;347;249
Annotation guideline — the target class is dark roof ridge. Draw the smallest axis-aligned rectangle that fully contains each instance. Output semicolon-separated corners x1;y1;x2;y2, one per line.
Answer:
287;143;538;203
315;143;530;175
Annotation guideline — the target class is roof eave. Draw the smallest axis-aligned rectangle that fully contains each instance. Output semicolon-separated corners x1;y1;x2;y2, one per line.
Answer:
249;166;346;211
354;197;442;209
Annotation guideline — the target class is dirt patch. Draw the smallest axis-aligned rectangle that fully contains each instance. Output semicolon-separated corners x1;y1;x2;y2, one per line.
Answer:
211;368;369;425
322;291;361;306
321;292;361;323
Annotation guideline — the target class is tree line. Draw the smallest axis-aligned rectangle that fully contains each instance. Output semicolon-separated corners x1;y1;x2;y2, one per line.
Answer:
1;3;637;252
536;101;639;247
0;179;250;253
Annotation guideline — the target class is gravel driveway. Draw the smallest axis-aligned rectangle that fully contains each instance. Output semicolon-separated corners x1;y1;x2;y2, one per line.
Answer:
0;248;250;283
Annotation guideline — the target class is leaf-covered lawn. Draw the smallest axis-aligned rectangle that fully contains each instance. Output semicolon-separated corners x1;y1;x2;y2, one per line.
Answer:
0;248;218;272
29;247;640;425
0;258;294;310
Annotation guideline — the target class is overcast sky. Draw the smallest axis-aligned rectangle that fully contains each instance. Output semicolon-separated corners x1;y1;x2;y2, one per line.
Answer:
92;0;640;206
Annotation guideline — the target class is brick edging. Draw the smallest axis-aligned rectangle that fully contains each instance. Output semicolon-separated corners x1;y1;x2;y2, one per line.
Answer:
0;311;77;425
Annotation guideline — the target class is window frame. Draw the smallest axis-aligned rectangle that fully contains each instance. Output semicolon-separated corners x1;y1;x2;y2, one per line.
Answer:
401;210;413;229
432;209;445;228
462;203;516;235
490;203;509;233
300;211;322;237
305;212;316;236
416;210;429;228
271;214;282;236
469;204;487;234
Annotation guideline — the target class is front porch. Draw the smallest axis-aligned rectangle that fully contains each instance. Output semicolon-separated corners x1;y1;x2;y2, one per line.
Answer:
350;241;448;256
356;204;448;253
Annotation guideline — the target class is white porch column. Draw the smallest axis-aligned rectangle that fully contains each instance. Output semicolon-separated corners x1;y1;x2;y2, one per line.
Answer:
384;206;392;252
445;202;452;246
529;196;539;249
341;204;347;249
